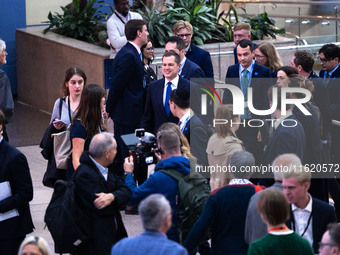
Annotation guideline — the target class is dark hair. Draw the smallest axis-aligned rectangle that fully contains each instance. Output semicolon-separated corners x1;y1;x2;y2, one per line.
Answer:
125;19;146;41
162;51;180;65
141;40;154;65
257;189;290;226
294;51;314;73
277;66;298;77
72;84;106;138
169;88;189;109
319;43;340;60
61;66;87;96
0;109;5;126
327;223;340;248
237;39;253;52
166;36;186;51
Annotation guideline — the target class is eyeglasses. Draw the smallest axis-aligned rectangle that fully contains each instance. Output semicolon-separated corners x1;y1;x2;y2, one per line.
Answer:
319;242;336;249
319;57;333;63
146;47;154;51
176;33;192;38
255;54;266;59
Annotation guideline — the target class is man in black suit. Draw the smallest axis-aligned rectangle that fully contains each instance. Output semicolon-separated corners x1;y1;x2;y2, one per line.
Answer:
260;86;305;186
169;88;208;166
165;36;205;80
141;52;190;134
74;132;131;255
106;19;148;174
0;110;34;254
291;50;331;149
223;39;272;162
172;20;214;78
319;44;340;165
283;166;337;253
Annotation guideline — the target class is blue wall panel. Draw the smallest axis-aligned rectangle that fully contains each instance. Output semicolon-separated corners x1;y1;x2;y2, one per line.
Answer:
0;0;26;94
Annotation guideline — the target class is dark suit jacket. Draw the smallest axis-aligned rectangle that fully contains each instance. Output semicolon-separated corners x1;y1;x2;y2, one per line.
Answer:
106;42;144;127
186;43;214;78
309;72;331;138
180;58;205;80
0;139;34;239
222;63;272;119
320;67;340;120
287;197;337;253
261;115;305;184
74;152;132;255
183;114;208;166
140;77;190;134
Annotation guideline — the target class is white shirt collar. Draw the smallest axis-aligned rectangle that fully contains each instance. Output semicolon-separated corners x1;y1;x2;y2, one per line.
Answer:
129;41;141;55
240;60;255;73
115;11;130;23
292;193;313;212
165;75;179;86
179;110;191;130
0;135;3;144
89;155;108;181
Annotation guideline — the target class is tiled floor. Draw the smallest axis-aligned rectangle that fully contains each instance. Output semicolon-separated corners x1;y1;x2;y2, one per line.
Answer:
7;100;143;254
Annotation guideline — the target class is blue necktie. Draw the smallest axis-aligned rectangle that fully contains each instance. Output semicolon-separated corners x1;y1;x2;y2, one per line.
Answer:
165;82;172;116
140;52;143;61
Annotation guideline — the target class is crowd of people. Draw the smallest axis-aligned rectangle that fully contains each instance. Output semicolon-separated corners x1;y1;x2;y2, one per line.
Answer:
1;0;340;254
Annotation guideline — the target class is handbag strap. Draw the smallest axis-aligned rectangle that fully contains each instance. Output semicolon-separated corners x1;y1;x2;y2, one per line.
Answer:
58;97;63;120
67;96;72;122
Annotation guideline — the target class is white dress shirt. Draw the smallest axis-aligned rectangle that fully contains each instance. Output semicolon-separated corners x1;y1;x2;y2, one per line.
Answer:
292;194;313;246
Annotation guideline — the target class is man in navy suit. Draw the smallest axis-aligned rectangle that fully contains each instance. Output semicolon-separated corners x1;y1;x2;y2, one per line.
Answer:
0;110;34;254
106;19;148;174
172;20;214;79
319;44;340;165
165;36;204;80
141;52;189;134
283;166;337;253
111;194;188;255
169;88;208;166
223;39;272;162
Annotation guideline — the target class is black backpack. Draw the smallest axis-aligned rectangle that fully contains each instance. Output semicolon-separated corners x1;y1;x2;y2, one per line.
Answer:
159;168;211;243
44;177;91;253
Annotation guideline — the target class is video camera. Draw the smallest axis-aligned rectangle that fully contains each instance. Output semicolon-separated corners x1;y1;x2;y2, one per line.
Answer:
121;128;158;166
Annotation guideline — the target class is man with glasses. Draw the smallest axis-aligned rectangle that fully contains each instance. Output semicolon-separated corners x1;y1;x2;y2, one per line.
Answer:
172;20;214;78
319;44;340;167
319;223;340;255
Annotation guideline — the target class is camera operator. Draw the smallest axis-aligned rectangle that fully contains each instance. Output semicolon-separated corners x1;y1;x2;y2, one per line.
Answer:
123;129;190;242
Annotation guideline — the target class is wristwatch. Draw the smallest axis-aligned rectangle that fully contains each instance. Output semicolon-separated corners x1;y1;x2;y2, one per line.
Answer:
124;172;134;178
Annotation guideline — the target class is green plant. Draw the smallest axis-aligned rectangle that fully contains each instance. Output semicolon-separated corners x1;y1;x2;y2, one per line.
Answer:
245;12;286;40
137;5;173;47
43;0;106;44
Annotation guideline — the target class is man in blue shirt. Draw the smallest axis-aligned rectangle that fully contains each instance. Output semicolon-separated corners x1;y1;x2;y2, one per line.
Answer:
111;194;188;255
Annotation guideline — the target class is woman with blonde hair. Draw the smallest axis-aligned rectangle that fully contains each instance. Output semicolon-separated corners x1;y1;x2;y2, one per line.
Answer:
207;105;244;191
254;42;283;77
18;235;52;255
157;122;196;163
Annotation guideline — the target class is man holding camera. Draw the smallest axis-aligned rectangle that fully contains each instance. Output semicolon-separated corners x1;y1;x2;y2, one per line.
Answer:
123;130;190;242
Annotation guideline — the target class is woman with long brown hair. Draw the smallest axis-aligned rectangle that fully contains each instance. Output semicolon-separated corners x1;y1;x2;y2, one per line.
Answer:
67;84;107;179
